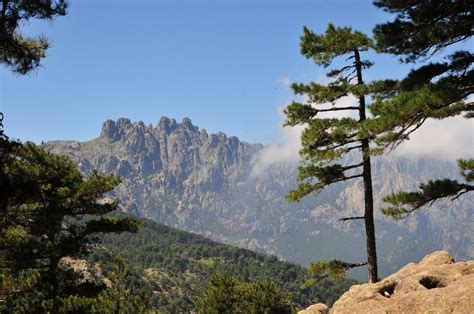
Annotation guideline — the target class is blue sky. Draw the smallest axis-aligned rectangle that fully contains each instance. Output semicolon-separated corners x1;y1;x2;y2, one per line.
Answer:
0;0;460;145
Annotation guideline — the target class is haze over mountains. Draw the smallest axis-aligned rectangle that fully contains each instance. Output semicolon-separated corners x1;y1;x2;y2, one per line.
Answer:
44;117;473;279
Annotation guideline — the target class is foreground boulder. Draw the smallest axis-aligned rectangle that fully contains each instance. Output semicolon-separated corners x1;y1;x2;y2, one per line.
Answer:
331;251;474;313
298;303;329;314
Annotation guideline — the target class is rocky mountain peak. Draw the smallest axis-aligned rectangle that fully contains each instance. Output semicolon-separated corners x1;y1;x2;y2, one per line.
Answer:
156;116;175;134
181;117;198;131
100;118;142;143
100;119;121;142
80;117;260;184
155;116;200;135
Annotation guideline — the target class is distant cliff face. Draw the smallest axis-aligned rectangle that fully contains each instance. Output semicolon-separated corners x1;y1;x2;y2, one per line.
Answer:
44;117;474;279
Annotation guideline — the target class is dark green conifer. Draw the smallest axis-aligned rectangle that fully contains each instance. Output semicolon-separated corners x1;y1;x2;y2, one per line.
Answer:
284;24;381;283
0;143;141;312
382;159;473;219
369;0;473;217
92;258;151;313
0;0;68;217
373;0;473;63
367;0;473;148
301;260;366;289
0;0;68;74
196;273;293;313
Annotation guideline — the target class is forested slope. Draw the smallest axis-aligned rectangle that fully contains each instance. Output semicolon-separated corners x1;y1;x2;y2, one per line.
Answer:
89;219;355;312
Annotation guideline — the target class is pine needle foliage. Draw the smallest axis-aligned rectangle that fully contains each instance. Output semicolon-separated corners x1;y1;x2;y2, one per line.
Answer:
382;159;474;219
196;273;293;314
373;0;473;62
301;260;366;289
0;0;68;74
284;24;382;282
92;258;151;313
371;0;473;218
367;0;473;149
0;1;68;167
0;143;141;312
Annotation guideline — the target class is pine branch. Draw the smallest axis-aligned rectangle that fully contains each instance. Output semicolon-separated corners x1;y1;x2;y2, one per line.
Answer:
392;117;426;146
339;216;365;222
452;184;474;200
344;69;358;82
382;170;473;220
342;162;363;171
324;140;360;151
302;259;367;288
315;106;359;112
345;144;363;152
334;173;363;183
385;116;426;150
345;261;367;268
345;55;355;61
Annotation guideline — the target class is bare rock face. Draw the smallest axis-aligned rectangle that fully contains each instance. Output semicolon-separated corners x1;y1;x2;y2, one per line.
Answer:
61;257;111;288
331;251;474;313
298;303;329;314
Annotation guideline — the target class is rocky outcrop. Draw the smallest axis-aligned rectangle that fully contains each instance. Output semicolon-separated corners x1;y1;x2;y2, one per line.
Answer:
330;251;474;313
299;303;329;314
61;257;111;288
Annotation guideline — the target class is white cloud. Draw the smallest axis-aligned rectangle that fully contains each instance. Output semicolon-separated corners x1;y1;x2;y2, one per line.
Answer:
251;106;303;177
254;77;472;176
250;94;360;176
395;94;474;160
394;116;474;160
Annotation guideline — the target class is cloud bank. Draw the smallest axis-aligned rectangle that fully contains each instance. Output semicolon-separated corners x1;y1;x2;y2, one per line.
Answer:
251;95;360;176
250;107;304;177
394;117;474;160
252;78;473;176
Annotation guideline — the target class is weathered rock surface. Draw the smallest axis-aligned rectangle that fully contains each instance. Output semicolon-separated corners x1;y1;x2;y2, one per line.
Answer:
298;303;329;314
330;251;474;313
61;257;111;288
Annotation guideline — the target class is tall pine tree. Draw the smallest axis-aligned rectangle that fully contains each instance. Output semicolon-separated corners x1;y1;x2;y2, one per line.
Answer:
368;0;473;217
284;24;382;283
367;0;472;149
0;143;141;312
0;0;68;221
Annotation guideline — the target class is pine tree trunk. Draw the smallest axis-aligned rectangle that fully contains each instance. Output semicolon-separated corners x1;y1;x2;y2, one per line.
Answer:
0;192;7;224
0;153;8;223
354;49;379;283
361;141;378;283
49;256;60;300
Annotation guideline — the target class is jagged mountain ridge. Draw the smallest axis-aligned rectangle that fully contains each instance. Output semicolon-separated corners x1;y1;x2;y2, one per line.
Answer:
44;117;473;279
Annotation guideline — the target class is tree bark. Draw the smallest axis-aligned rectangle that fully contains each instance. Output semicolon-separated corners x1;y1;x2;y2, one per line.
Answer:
354;49;378;283
49;256;60;300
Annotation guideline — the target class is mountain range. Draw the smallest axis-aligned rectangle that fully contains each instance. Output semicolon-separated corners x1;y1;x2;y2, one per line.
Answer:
44;117;473;280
